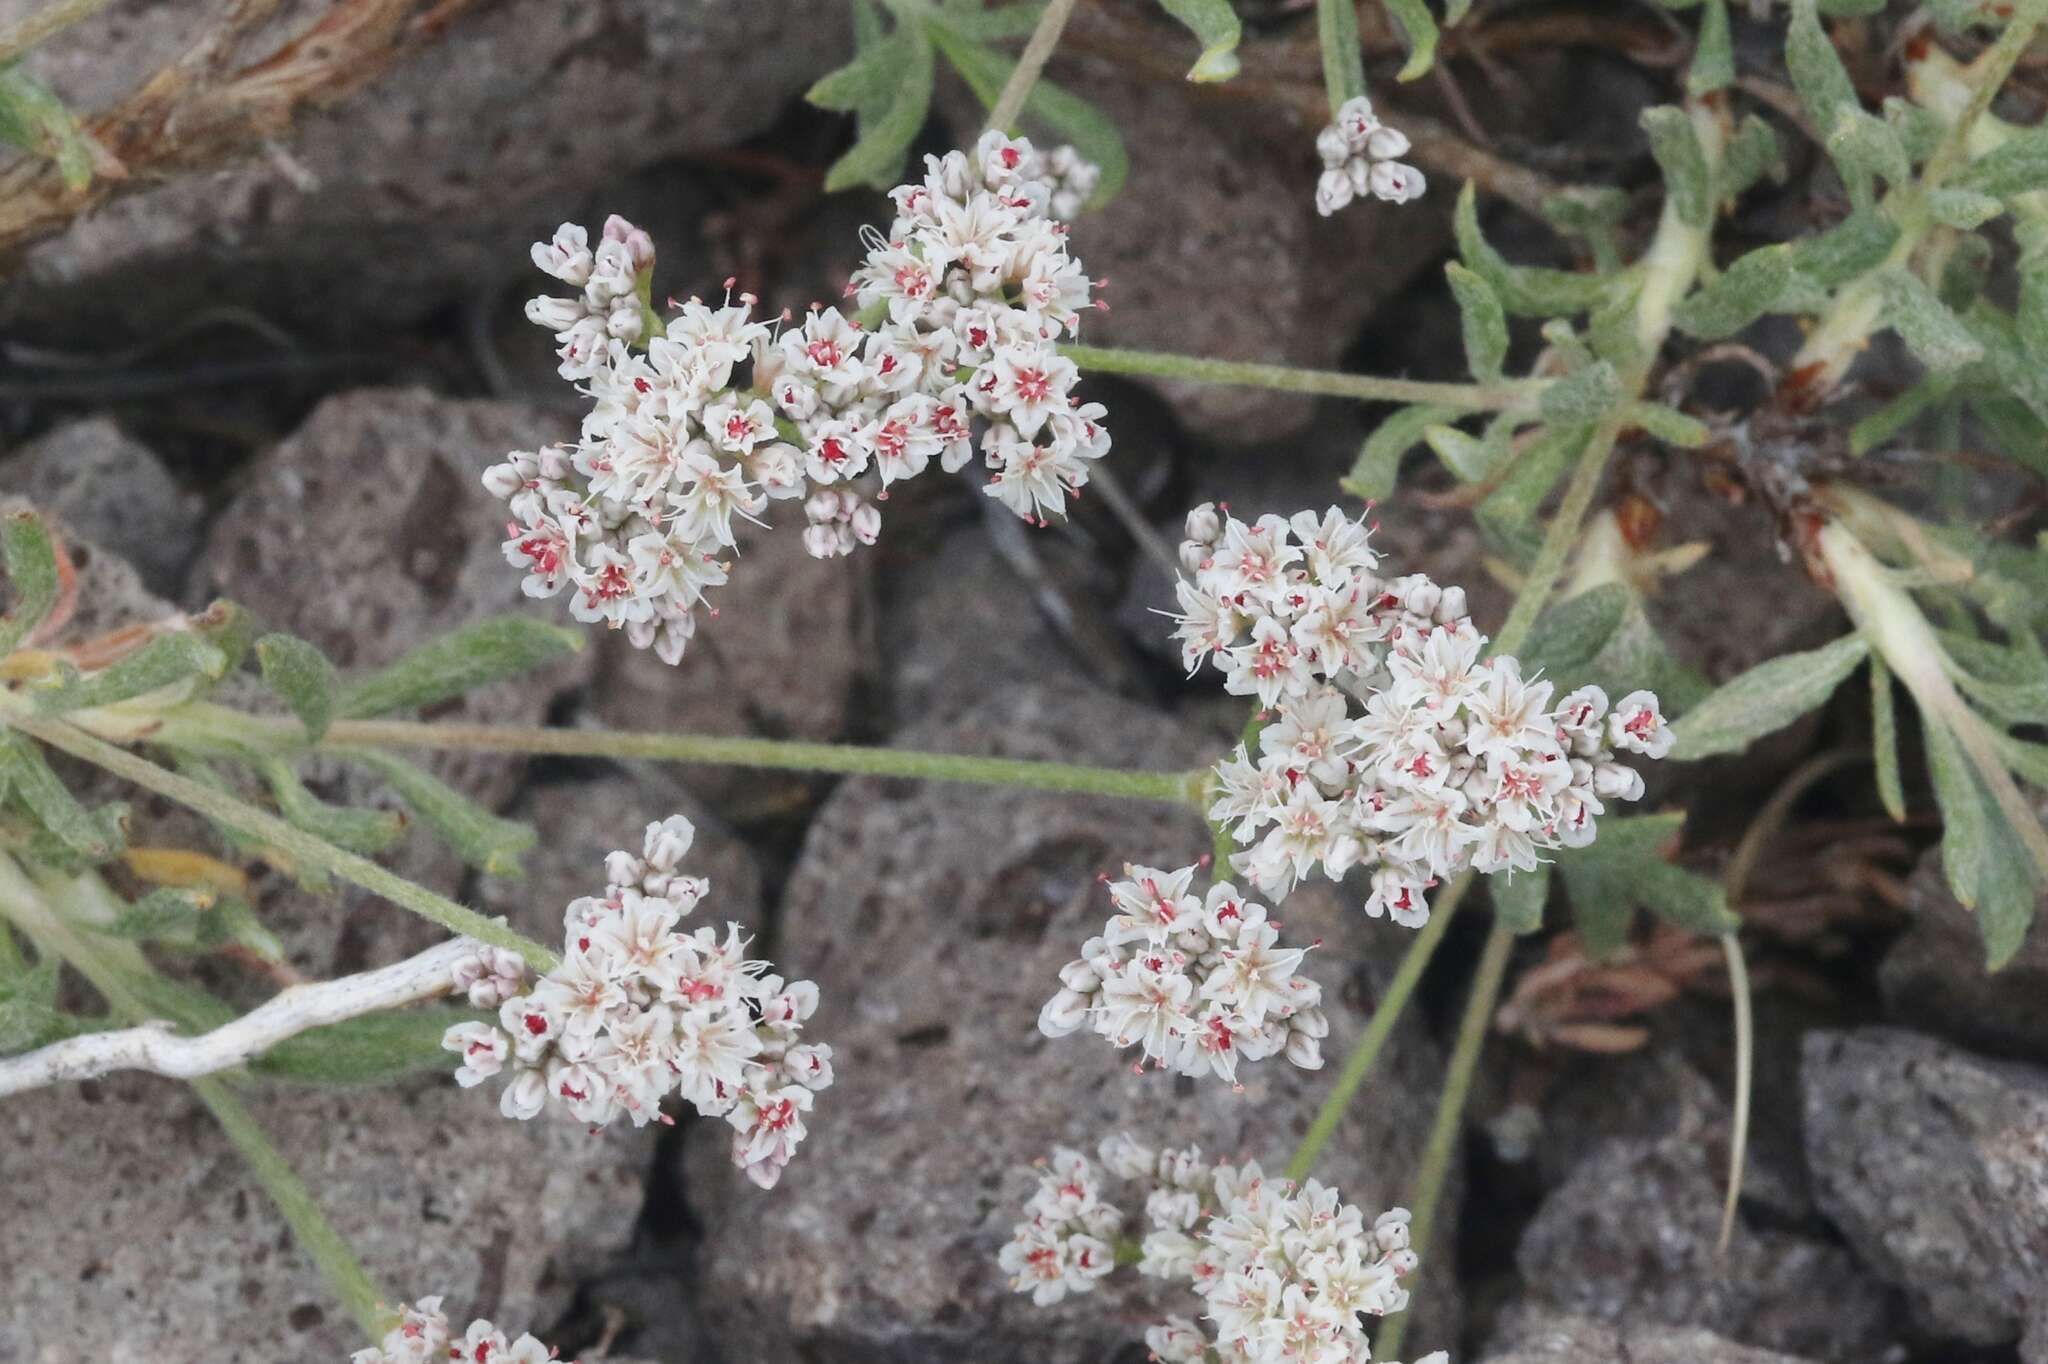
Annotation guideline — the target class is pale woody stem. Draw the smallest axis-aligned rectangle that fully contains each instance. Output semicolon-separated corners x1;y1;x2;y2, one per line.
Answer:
1062;343;1546;411
987;0;1080;132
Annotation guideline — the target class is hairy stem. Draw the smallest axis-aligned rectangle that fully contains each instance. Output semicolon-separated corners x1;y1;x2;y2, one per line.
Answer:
1372;918;1514;1363
987;0;1080;131
1285;872;1469;1183
1490;416;1623;658
9;714;559;969
1061;343;1547;411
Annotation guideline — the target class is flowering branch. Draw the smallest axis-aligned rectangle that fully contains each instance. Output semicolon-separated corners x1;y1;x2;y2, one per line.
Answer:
6;713;560;968
0;936;478;1095
986;0;1081;131
1061;343;1547;411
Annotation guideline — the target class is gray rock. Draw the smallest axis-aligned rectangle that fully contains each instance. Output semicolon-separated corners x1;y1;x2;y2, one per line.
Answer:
1881;844;2048;1063
0;419;202;596
586;508;871;809
1802;1027;2048;1355
686;681;1458;1362
0;1072;647;1362
2;0;842;337
1483;1310;1824;1364
1513;1127;1901;1362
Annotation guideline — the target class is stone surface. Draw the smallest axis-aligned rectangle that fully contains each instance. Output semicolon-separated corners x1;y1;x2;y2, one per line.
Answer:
1482;1310;1822;1364
0;419;202;596
1802;1027;2048;1356
2;0;843;338
586;508;871;808
1881;843;2048;1063
0;1072;647;1362
686;681;1458;1363
1513;1127;1901;1362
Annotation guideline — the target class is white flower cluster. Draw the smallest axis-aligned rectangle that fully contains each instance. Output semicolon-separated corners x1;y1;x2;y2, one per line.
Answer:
1001;1136;1448;1364
1037;864;1327;1084
1174;504;1669;920
440;814;833;1189
1314;96;1426;216
349;1296;563;1364
487;130;1108;664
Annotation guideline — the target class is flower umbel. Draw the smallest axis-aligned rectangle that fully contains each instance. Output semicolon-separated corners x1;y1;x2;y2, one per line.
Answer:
1001;1136;1450;1364
1174;504;1665;920
488;131;1108;664
441;814;834;1188
349;1296;564;1363
1038;864;1328;1083
1314;96;1427;216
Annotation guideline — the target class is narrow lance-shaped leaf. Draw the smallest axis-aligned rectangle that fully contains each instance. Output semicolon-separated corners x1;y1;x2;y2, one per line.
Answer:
1157;0;1242;81
1924;718;2039;969
1954;126;2048;200
1879;269;1986;373
256;633;339;742
1477;422;1592;560
0;509;59;658
1789;207;1899;285
1341;403;1457;500
1456;183;1613;317
1826;106;1911;204
349;749;536;878
1674;244;1798;340
1519;584;1631;681
1786;0;1858;139
1316;0;1367;108
1687;0;1734;95
0;731;123;862
1559;812;1740;956
1871;652;1907;823
1669;634;1870;760
33;632;228;713
0;65;100;191
822;22;935;192
1381;0;1440;81
1721;115;1783;199
806;31;911;115
1627;402;1711;448
257;758;406;857
1445;262;1508;383
1641;105;1713;227
932;30;1129;205
336;616;583;721
1540;360;1622;426
930;1;1049;40
255;1006;482;1086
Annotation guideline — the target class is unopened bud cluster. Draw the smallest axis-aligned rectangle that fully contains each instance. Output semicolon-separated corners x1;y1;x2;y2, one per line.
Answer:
349;1297;563;1364
1175;505;1669;919
1038;864;1326;1083
487;131;1108;663
1314;97;1426;216
1001;1136;1447;1364
441;814;833;1188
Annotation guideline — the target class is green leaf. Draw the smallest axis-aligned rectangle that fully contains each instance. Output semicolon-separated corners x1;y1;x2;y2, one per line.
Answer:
1930;187;2006;230
1687;0;1734;95
254;1006;478;1086
0;65;99;191
1851;377;1947;455
823;23;934;192
1540;361;1623;426
1871;652;1907;823
1543;187;1630;273
0;731;123;861
934;29;1130;205
1476;422;1592;560
349;750;535;878
1884;95;1946;165
1826;106;1911;203
1642;105;1713;227
1316;0;1368;107
1674;244;1798;340
1455;183;1614;317
807;32;910;114
1924;718;2039;969
258;759;406;857
1954;126;2048;200
1492;863;1550;934
106;887;209;941
1445;262;1508;383
1157;0;1243;81
1520;584;1631;681
33;632;228;713
1341;404;1459;500
1627;401;1710;448
1786;0;1858;142
1669;634;1870;759
0;509;59;657
1993;729;2048;787
1722;115;1783;200
336;616;583;721
1788;207;1900;286
1381;0;1440;80
1879;269;1985;373
1560;812;1739;955
0;958;83;1054
256;633;339;743
931;0;1049;40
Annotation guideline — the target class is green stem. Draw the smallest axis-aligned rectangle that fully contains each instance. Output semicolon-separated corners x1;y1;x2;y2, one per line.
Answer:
1316;0;1369;114
193;1077;391;1341
9;714;559;970
1285;871;1468;1183
1061;343;1546;411
156;709;1205;807
0;0;113;66
0;857;390;1342
1920;0;2048;191
1490;414;1624;657
1372;918;1514;1364
986;0;1080;131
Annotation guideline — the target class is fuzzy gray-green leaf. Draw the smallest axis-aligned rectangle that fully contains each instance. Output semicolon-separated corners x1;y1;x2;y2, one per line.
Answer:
1669;634;1870;760
256;633;339;743
1157;0;1242;81
1445;262;1509;383
336;616;583;721
0;509;59;658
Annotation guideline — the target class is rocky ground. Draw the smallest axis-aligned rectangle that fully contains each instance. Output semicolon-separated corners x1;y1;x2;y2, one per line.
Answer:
1;3;2045;1363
